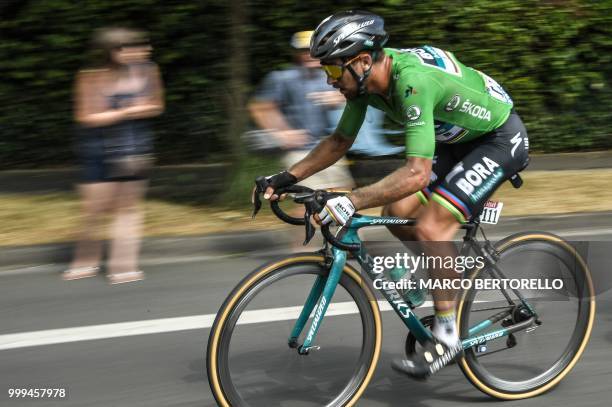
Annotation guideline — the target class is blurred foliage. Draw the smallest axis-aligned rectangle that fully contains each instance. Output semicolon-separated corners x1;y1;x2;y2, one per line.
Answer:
0;0;229;167
1;0;611;169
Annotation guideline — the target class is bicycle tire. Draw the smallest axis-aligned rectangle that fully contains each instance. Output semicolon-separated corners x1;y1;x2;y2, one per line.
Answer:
457;232;596;399
207;254;383;407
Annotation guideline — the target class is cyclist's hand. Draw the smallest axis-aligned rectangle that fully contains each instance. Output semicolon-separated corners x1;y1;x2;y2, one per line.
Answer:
255;170;298;202
319;196;355;226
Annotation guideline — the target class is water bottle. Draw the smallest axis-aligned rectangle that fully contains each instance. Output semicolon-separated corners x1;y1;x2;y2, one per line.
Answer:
387;266;428;308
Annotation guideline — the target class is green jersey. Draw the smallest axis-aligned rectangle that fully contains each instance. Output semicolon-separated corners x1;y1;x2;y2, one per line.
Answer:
336;46;514;159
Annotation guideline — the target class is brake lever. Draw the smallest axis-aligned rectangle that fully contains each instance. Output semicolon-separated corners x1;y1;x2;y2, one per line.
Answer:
252;176;268;219
301;192;328;246
252;191;262;219
303;210;315;246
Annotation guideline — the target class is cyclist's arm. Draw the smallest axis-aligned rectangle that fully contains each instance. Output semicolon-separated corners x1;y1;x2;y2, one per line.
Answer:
349;74;440;210
288;96;368;181
288;131;354;181
348;156;431;210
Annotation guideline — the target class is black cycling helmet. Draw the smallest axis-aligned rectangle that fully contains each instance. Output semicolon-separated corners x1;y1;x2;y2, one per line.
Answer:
310;10;388;62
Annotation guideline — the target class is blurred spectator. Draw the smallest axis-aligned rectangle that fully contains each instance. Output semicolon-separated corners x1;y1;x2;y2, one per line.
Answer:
335;107;405;187
63;28;164;284
343;108;403;157
248;30;354;190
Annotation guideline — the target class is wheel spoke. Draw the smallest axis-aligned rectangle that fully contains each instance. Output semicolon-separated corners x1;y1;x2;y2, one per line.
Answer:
458;234;595;399
207;256;382;407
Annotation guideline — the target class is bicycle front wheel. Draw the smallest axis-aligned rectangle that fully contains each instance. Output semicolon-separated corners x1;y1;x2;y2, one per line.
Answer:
458;232;596;400
207;254;382;407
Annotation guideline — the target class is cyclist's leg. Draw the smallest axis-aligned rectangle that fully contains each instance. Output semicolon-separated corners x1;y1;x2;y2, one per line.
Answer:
415;202;462;311
430;110;529;224
382;195;423;241
421;111;529;333
382;144;455;241
423;112;529;312
393;112;530;378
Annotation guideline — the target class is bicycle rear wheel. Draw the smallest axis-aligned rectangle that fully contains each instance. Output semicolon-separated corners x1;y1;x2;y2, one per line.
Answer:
457;232;595;399
207;254;382;407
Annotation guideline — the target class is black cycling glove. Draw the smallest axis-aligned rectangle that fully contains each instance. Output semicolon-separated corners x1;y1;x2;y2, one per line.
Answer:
265;170;298;190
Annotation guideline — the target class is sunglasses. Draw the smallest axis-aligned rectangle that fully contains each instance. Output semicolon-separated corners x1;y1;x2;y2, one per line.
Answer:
321;54;362;80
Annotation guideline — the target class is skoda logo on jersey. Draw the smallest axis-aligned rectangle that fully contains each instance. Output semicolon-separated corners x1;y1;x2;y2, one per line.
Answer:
445;94;461;112
459;99;491;121
406;105;421;121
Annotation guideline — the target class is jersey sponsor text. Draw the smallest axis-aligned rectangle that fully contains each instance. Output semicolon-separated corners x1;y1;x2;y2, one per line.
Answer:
455;156;500;196
459;99;491;121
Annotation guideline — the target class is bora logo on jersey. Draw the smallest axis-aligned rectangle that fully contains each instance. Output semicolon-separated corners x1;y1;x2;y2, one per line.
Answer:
454;156;503;202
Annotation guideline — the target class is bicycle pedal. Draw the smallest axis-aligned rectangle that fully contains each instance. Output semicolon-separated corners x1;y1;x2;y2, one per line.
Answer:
424;351;434;363
525;325;538;333
424;344;450;362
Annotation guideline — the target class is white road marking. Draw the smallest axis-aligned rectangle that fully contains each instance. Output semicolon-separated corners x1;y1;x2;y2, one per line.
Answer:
1;222;607;350
0;300;430;351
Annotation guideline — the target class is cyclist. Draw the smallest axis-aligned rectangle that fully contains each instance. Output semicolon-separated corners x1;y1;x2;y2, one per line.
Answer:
257;10;529;379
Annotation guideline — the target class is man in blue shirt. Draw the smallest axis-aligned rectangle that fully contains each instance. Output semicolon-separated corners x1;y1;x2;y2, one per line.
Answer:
248;31;354;190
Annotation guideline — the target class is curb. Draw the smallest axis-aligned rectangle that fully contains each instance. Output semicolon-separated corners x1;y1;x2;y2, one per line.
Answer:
0;229;288;270
1;211;611;270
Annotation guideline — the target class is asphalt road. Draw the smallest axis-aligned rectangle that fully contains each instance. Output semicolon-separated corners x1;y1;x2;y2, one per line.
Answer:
1;218;611;407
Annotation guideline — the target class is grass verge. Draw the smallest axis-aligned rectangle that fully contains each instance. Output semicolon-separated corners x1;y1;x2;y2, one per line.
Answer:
1;169;611;246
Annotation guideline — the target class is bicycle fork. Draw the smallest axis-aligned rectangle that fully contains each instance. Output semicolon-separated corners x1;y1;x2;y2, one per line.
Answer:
288;249;347;355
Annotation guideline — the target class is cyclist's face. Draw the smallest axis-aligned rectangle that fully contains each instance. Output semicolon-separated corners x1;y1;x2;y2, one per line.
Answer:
322;54;368;100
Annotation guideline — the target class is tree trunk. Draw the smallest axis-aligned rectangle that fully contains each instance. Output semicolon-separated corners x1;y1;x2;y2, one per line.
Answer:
226;0;248;161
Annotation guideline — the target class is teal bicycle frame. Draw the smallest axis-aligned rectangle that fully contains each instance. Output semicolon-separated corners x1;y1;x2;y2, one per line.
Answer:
288;213;536;354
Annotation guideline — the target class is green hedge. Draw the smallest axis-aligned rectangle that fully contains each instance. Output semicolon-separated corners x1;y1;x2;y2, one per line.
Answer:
1;0;610;168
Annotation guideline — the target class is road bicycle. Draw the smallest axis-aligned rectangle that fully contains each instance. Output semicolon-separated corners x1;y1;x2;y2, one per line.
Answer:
207;177;595;407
